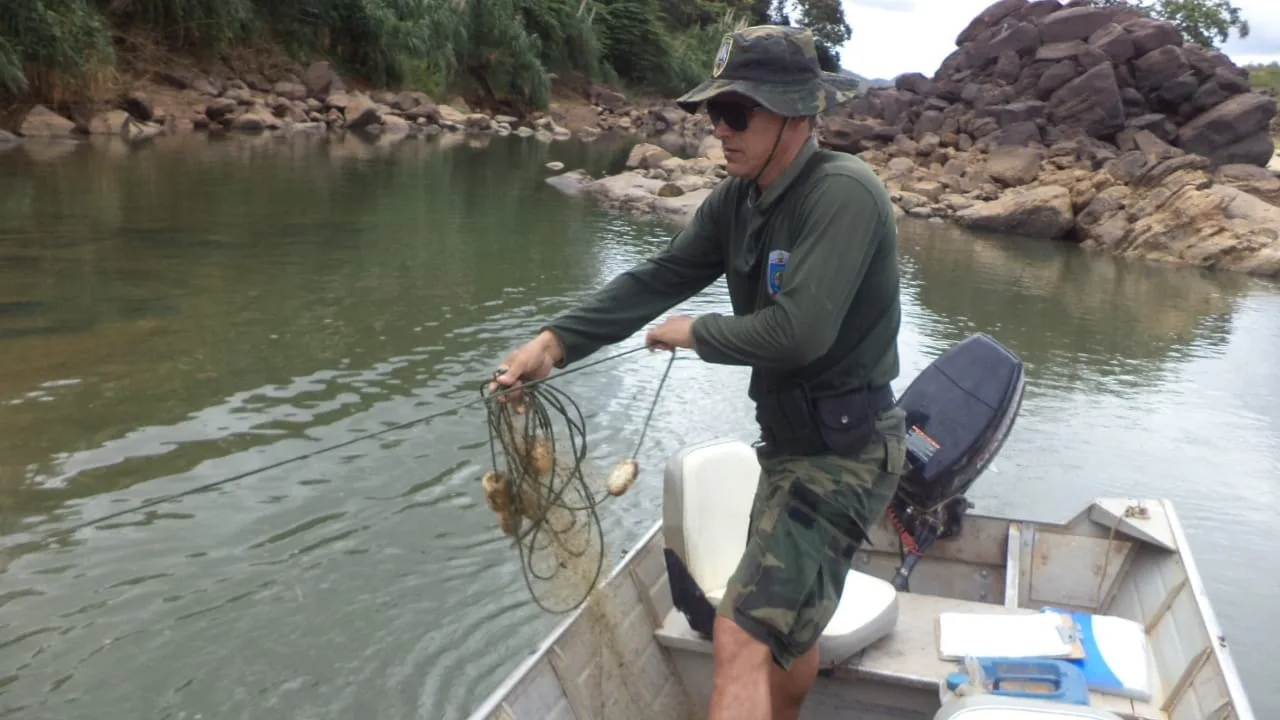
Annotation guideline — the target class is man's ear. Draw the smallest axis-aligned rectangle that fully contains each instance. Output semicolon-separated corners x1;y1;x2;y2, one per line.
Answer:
787;115;815;134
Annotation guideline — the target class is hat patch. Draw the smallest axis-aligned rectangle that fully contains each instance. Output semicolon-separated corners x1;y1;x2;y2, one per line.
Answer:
712;35;733;77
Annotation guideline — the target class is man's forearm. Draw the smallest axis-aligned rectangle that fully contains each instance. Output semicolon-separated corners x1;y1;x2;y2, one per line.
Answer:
543;253;719;365
541;186;727;366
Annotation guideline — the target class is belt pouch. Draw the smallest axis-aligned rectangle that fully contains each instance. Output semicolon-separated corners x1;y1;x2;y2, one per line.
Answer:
812;390;878;459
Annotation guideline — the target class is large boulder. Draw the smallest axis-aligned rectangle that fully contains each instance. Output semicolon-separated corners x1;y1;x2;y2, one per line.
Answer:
302;61;346;99
1047;62;1126;138
1175;93;1277;166
19;105;78;137
955;185;1076;239
825;0;1276;167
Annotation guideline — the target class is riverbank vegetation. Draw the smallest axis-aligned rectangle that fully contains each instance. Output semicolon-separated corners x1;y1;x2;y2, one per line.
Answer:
1096;0;1249;48
1247;63;1280;95
0;0;850;115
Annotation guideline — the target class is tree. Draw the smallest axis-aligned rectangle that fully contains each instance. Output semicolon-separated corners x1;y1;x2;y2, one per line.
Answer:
752;0;851;71
1094;0;1250;49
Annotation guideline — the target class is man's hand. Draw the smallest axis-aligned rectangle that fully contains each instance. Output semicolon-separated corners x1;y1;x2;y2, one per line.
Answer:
489;330;564;407
646;315;696;352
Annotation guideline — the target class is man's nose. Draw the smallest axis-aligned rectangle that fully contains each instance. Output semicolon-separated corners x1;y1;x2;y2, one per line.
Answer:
712;118;732;140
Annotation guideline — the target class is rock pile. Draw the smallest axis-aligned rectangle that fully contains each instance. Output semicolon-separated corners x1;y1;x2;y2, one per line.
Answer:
773;0;1280;277
825;0;1276;167
544;137;727;223
5;60;711;147
551;128;1280;276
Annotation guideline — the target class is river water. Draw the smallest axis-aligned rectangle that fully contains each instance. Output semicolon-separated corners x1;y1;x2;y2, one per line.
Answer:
0;132;1276;719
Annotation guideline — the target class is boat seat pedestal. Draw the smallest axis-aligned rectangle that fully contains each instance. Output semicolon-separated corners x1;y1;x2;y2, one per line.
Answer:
661;438;899;667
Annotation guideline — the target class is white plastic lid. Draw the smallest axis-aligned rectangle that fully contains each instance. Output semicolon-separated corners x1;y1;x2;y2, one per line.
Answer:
936;695;1124;720
947;710;1118;720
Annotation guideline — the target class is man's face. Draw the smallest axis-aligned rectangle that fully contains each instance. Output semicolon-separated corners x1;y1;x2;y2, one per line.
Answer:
707;94;788;178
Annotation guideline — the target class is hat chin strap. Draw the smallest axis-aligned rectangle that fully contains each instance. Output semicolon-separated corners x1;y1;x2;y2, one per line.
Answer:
752;121;789;188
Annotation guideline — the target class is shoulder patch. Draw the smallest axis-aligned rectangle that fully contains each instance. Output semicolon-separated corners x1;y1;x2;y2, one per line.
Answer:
766;249;789;297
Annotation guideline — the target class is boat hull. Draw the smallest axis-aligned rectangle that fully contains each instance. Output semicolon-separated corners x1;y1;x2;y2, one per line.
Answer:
465;497;1255;720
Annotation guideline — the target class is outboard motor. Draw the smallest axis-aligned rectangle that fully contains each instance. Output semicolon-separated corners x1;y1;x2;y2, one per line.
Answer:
886;332;1025;591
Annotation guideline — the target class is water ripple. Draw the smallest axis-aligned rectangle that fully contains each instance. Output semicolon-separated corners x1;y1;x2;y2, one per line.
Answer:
0;138;1277;720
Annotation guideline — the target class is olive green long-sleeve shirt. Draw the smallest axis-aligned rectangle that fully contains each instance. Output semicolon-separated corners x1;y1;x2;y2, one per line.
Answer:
543;137;901;398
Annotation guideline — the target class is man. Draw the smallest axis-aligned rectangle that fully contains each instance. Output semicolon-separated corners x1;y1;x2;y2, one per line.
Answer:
492;25;907;720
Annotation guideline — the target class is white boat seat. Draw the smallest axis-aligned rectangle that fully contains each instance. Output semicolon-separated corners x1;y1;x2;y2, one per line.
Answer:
933;694;1125;720
662;438;898;667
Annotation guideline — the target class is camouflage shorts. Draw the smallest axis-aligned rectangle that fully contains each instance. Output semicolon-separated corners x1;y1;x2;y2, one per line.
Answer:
716;405;907;670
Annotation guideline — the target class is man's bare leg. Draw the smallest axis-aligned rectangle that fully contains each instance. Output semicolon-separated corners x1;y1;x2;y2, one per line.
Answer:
769;642;819;720
708;615;772;720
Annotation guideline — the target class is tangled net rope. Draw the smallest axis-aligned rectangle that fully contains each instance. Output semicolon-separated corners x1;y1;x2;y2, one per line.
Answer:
478;347;677;614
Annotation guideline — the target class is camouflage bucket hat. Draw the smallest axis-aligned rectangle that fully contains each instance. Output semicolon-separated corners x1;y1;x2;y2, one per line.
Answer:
675;25;860;117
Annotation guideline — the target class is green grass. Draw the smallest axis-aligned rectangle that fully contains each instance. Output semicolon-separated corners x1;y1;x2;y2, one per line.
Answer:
1245;62;1280;96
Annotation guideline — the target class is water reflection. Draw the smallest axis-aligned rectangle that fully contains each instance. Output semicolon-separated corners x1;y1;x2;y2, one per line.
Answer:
0;132;637;518
897;217;1254;398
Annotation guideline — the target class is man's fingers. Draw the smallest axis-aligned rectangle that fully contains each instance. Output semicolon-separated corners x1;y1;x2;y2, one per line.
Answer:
487;346;549;409
492;361;522;386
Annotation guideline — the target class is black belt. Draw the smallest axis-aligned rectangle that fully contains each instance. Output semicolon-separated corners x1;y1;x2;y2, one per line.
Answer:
755;384;895;458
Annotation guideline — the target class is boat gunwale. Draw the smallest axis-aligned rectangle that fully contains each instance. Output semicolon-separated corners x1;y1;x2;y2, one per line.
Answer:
461;520;665;720
1157;498;1255;719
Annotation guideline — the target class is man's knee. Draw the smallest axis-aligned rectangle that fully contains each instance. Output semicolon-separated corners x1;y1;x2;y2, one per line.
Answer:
713;614;771;663
708;616;773;720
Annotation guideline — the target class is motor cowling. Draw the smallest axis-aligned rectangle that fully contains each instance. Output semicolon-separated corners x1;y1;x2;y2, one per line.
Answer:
887;333;1026;590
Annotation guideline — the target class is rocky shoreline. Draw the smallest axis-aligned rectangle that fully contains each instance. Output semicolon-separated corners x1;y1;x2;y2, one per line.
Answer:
544;138;727;224
0;60;711;151
543;0;1280;278
546;131;1280;277
4;3;1279;279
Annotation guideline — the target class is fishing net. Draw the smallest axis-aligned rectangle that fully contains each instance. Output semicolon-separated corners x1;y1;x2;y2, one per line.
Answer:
478;349;670;614
478;348;700;718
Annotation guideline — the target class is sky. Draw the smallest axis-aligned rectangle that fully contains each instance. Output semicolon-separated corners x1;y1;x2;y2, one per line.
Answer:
837;0;1280;81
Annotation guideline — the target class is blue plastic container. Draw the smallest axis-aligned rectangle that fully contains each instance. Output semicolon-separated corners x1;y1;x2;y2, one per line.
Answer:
945;657;1090;706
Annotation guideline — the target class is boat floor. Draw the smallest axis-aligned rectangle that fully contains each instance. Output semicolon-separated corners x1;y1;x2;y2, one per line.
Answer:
654;589;1168;719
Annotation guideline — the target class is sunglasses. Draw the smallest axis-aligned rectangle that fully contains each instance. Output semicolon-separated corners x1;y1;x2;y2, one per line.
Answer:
706;100;759;132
